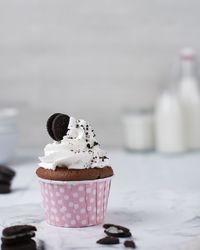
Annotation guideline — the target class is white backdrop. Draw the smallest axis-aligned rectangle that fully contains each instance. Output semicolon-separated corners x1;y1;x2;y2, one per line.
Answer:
0;0;199;148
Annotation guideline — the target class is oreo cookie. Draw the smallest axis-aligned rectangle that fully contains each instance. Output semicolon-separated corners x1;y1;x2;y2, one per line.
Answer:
96;236;120;245
47;113;70;141
0;184;10;194
103;224;132;238
1;239;37;250
0;166;15;194
0;166;15;182
1;225;37;245
124;240;136;249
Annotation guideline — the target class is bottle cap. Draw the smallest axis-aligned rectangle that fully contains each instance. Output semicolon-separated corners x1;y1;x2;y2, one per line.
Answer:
180;47;195;60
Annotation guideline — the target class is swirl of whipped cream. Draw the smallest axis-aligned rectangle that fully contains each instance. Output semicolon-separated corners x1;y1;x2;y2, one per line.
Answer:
39;117;110;170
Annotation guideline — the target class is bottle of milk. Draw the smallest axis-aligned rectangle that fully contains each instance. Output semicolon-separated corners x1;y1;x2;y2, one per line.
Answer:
178;48;200;150
155;88;186;154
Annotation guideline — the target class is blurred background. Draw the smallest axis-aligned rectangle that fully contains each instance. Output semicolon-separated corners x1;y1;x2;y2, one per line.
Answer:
0;0;199;150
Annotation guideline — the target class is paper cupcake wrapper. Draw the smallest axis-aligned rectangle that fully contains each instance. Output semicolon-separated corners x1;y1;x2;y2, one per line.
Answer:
38;177;111;228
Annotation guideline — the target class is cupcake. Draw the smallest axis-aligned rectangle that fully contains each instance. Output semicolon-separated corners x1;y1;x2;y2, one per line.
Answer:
36;113;114;227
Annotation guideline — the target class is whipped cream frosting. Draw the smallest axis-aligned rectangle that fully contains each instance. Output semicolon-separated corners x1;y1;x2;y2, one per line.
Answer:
39;117;110;170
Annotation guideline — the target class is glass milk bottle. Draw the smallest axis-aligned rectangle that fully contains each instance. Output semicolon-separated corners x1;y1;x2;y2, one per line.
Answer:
155;88;186;154
178;48;200;150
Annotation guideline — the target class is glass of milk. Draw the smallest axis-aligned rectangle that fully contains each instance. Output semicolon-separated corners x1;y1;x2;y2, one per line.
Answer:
0;108;18;163
122;109;155;152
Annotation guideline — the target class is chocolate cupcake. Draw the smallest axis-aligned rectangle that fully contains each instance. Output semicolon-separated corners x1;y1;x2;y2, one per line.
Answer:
36;114;114;228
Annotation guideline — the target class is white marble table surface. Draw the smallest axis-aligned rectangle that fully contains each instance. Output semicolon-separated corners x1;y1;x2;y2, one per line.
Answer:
1;150;200;250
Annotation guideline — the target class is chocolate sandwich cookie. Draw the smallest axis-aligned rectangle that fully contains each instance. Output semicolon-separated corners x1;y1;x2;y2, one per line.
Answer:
0;166;15;182
0;184;10;194
103;224;132;238
1;225;37;245
1;239;37;250
47;113;70;141
96;236;120;245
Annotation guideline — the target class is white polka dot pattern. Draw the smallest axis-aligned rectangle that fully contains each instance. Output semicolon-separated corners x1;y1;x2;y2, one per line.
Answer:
39;178;111;227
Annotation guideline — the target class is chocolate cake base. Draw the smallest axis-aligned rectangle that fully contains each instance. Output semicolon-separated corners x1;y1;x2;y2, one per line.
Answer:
36;166;113;181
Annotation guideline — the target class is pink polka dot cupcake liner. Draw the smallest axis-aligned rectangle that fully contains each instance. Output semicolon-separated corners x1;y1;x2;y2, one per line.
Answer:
38;177;112;228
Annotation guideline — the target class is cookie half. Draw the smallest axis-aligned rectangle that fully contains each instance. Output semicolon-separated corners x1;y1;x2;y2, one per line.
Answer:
96;236;120;245
103;224;132;238
124;240;136;248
